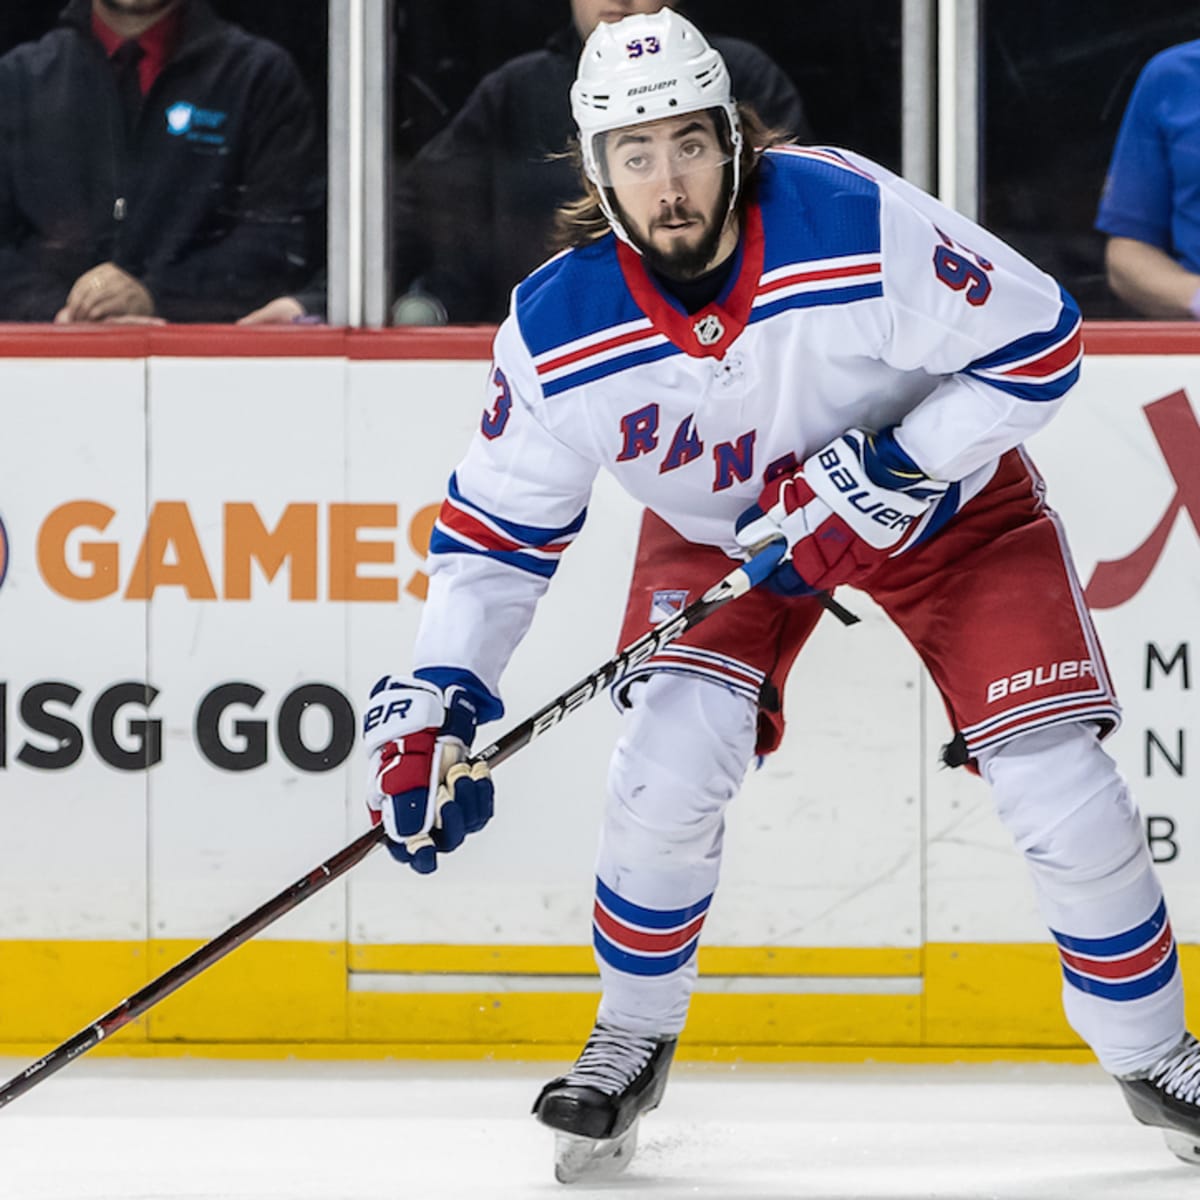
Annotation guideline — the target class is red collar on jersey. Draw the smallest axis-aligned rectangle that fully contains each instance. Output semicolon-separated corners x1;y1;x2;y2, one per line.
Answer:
616;202;765;360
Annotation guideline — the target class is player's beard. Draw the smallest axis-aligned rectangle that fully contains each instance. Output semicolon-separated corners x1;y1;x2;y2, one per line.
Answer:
614;168;734;281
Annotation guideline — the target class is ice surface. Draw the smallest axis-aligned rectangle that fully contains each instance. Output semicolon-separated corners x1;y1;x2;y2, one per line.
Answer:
0;1056;1195;1199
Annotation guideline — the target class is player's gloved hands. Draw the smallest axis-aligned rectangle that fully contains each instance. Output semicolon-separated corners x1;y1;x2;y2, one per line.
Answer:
734;427;948;593
362;675;494;874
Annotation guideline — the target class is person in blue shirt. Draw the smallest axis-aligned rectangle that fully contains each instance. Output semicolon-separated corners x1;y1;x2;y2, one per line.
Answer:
1096;40;1200;318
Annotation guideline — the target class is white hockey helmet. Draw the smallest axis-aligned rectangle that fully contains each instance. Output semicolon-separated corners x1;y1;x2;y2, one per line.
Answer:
570;10;743;245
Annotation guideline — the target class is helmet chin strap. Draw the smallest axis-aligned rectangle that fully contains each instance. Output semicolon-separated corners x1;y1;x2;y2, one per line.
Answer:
597;188;639;252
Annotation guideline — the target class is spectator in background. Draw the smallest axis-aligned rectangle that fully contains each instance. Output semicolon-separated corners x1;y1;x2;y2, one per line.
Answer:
0;0;323;324
237;269;327;325
392;0;812;325
1096;39;1200;319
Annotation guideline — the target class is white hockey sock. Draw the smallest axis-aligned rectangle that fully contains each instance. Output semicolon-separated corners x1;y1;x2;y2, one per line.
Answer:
981;723;1184;1075
593;672;756;1036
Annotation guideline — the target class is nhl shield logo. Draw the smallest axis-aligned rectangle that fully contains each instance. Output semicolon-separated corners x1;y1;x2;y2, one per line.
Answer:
692;314;725;346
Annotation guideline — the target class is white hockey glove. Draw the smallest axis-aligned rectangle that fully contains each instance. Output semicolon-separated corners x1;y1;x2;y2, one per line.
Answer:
734;426;948;592
362;675;494;874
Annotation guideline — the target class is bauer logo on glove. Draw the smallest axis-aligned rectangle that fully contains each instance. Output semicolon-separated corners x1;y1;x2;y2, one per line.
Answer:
734;426;949;593
812;442;921;542
362;674;494;874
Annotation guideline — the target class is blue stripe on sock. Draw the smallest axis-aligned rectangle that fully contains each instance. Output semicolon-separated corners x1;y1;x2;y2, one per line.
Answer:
593;927;700;977
1060;944;1179;1002
595;876;712;930
1051;898;1167;957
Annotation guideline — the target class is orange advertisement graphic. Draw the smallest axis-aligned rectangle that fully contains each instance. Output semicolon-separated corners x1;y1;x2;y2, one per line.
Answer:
34;500;440;602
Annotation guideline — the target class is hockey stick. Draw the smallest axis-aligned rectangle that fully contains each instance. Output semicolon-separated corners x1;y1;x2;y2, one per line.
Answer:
0;539;853;1111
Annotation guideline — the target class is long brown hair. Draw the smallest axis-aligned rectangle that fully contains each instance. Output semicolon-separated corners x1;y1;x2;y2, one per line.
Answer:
550;103;793;252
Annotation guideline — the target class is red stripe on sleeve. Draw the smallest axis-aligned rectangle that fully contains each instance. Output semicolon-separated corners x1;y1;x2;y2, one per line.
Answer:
1005;327;1082;379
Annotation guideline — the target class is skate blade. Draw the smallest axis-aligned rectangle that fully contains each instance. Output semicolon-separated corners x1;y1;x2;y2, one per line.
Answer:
1164;1129;1200;1165
553;1122;639;1184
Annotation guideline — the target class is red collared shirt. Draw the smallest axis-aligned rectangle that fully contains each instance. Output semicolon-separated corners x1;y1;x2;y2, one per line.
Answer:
91;3;184;94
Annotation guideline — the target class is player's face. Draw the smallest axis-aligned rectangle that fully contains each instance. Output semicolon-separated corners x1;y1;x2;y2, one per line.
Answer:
602;112;735;279
571;0;676;41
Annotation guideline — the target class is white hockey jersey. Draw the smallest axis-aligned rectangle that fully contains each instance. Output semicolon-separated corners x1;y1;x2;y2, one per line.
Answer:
413;147;1082;716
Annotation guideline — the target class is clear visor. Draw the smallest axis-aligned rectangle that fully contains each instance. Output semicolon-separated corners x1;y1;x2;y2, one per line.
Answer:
593;111;734;190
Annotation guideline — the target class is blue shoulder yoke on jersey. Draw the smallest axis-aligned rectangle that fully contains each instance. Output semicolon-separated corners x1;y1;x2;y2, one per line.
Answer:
756;147;882;268
749;147;884;326
515;237;683;398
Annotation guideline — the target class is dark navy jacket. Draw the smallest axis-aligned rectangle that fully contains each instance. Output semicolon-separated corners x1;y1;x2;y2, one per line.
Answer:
0;0;322;321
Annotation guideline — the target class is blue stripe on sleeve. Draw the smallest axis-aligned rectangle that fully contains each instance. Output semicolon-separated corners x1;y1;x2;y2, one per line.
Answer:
964;286;1081;401
428;528;560;578
967;286;1080;373
447;473;587;547
965;368;1080;403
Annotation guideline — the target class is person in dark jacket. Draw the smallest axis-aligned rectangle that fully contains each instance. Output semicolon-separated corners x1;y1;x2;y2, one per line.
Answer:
392;0;812;325
0;0;323;323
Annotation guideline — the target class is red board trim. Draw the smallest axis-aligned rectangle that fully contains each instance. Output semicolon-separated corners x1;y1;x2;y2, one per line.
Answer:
1082;322;1200;355
0;321;1196;360
0;324;497;360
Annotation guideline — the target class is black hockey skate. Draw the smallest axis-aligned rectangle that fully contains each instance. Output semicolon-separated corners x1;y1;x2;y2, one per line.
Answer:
1116;1032;1200;1164
532;1022;677;1183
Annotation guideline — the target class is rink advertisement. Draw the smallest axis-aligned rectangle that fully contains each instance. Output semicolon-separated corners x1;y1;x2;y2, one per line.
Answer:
0;325;1196;1058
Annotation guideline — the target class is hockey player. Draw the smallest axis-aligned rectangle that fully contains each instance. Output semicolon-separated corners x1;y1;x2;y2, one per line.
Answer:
362;9;1200;1183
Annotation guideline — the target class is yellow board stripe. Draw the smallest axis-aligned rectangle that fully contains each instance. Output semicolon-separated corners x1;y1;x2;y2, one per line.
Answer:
348;990;919;1046
1;940;1195;1061
0;1040;1100;1066
348;944;921;976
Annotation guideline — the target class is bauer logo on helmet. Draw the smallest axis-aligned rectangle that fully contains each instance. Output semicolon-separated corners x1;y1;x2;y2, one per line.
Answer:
628;80;677;95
